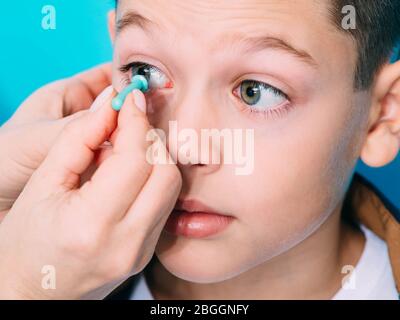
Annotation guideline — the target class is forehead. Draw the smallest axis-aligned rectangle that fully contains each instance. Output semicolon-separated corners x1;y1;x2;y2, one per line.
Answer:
117;0;356;77
117;0;335;35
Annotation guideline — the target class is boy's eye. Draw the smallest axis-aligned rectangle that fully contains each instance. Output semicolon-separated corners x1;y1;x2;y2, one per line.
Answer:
235;80;289;112
120;62;172;90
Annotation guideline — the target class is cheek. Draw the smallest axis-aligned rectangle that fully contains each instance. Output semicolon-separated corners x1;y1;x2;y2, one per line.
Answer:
238;99;364;257
144;93;172;124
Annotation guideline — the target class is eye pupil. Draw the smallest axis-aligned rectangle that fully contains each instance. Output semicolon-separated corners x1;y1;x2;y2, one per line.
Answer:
246;86;257;97
241;81;261;105
135;65;151;82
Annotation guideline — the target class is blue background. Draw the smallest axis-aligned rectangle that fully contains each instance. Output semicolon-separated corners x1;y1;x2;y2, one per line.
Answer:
0;0;399;209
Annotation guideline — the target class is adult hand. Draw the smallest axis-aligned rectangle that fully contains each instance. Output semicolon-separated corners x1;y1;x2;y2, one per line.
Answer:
0;87;182;299
0;64;112;217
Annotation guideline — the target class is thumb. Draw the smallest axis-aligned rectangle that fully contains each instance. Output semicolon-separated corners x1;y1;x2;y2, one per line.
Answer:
16;111;88;163
29;86;117;193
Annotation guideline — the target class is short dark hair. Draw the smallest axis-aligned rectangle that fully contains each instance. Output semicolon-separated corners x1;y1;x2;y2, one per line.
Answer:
331;1;400;90
114;0;400;90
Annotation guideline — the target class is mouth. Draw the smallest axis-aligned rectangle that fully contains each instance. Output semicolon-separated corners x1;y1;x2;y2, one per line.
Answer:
163;199;235;239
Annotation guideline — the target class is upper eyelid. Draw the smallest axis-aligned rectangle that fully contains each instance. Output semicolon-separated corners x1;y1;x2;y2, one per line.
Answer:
236;71;294;96
119;58;175;82
234;79;289;100
119;61;160;73
233;82;288;101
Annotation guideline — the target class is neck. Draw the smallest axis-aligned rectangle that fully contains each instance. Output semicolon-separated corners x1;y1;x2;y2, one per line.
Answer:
145;203;365;300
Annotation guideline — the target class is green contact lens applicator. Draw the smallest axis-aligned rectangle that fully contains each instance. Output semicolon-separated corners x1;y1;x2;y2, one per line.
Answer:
111;75;149;111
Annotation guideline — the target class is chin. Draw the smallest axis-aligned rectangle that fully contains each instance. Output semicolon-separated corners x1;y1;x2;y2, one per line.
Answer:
154;230;257;284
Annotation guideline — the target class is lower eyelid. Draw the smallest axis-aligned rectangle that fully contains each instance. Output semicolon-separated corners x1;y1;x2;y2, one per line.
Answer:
246;103;294;120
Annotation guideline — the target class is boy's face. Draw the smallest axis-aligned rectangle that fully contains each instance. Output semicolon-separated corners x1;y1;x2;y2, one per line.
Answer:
111;0;370;282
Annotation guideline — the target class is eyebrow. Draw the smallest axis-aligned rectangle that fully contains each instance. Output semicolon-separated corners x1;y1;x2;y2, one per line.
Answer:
116;10;158;34
116;10;318;69
219;35;318;69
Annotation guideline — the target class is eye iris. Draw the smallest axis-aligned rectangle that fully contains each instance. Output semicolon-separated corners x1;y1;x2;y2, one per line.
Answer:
240;81;261;105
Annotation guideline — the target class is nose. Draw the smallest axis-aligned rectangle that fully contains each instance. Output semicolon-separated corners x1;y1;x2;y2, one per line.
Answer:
166;89;222;176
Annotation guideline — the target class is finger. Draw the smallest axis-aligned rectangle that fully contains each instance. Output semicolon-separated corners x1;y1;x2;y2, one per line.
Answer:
79;89;154;221
11;111;89;163
31;86;117;192
0;111;90;204
112;89;149;153
94;143;113;166
120;130;181;234
74;63;112;96
63;63;113;114
111;141;180;273
79;142;112;187
121;162;182;243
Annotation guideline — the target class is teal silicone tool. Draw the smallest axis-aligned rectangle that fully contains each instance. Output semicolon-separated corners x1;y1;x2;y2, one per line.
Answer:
111;75;149;111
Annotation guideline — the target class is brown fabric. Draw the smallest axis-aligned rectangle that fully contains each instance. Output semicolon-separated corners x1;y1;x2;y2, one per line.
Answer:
345;173;400;294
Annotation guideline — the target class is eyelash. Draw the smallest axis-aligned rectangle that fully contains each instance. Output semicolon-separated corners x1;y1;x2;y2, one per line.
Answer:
119;61;294;120
119;61;162;87
119;62;134;85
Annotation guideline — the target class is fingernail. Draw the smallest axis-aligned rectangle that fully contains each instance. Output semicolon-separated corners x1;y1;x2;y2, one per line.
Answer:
90;86;114;112
131;89;146;113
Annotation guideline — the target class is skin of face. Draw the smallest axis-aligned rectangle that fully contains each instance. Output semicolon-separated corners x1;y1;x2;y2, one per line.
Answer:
107;0;400;298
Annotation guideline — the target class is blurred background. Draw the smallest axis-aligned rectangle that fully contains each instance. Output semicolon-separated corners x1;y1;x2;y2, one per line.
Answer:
0;0;114;123
0;0;399;209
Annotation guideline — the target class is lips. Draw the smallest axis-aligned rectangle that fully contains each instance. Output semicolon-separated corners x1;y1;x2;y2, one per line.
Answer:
163;199;234;239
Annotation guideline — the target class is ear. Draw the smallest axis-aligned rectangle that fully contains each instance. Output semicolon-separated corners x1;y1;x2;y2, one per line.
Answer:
107;10;116;44
360;61;400;167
